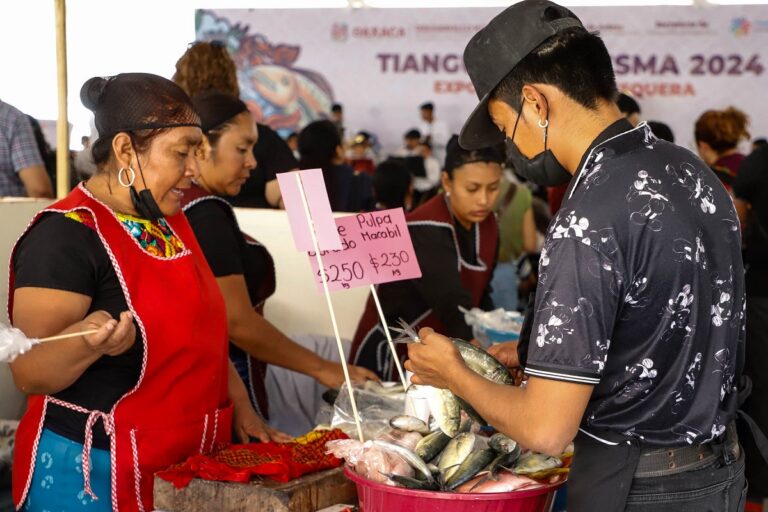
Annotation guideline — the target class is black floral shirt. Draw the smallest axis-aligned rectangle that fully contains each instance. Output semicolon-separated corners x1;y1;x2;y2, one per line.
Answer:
525;120;746;447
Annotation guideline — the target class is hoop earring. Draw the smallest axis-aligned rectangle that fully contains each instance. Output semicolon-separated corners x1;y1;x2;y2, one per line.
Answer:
117;167;136;188
538;119;549;129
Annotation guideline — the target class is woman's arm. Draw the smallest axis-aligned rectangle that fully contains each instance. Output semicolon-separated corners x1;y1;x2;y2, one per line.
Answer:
228;361;291;443
10;287;135;395
217;275;378;388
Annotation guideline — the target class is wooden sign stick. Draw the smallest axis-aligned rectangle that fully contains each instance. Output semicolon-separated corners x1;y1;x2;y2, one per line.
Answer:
295;173;365;442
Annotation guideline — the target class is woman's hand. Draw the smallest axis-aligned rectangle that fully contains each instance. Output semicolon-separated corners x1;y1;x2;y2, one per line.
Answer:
232;399;292;444
314;360;379;389
81;310;136;356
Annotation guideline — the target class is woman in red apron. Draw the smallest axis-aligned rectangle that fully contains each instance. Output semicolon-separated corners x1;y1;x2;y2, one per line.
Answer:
349;136;503;380
182;92;377;423
8;74;270;512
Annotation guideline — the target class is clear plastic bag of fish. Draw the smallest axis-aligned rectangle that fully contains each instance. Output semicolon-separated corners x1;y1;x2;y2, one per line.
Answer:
326;438;415;485
329;382;406;440
461;307;523;348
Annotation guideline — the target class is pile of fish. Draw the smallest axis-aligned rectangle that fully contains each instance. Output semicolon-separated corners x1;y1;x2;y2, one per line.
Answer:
327;414;567;493
325;326;569;493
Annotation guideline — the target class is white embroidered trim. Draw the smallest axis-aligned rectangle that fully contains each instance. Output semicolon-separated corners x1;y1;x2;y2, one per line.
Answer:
199;414;209;454
15;398;48;511
130;429;145;512
210;409;220;454
407;220;488;272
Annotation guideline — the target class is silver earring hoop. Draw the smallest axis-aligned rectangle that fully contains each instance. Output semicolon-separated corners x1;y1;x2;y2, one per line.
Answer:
117;167;136;188
538;119;549;129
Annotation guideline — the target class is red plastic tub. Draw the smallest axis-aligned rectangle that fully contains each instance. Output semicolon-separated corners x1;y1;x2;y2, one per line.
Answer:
344;466;563;512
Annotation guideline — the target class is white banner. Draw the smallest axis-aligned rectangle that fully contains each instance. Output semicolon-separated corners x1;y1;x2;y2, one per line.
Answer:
196;6;768;157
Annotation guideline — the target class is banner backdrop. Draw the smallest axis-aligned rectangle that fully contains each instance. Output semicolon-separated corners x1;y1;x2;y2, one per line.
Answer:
196;6;768;156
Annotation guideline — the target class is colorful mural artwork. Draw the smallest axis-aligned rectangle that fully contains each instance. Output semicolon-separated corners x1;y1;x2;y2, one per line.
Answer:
196;9;335;136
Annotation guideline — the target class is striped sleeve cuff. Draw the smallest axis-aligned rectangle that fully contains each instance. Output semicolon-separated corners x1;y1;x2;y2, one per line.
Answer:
524;363;601;385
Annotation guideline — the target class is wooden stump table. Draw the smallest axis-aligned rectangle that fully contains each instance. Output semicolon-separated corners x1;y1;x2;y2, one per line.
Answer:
154;467;357;512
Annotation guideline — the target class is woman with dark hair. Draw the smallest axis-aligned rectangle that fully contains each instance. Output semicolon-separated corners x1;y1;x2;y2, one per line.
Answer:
695;106;750;190
8;74;274;512
349;135;501;379
184;92;377;431
174;41;299;209
298;120;373;212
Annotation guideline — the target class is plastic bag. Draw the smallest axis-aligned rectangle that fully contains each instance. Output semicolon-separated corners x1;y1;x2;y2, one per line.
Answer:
326;382;406;440
461;307;523;348
326;438;414;484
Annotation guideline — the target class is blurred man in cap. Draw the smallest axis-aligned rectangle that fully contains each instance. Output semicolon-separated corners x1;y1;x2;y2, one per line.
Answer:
406;1;757;510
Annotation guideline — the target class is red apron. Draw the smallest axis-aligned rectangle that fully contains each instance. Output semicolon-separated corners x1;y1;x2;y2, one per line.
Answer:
181;184;276;418
9;184;232;512
349;194;498;380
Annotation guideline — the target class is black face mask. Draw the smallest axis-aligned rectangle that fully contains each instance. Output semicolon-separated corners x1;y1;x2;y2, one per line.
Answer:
506;96;572;187
127;137;165;222
129;186;164;221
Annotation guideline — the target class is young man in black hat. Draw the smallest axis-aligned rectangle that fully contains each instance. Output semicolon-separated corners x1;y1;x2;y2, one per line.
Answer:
405;1;751;510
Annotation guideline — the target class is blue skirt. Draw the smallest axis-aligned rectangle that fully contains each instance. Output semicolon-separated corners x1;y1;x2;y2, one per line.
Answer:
22;428;111;512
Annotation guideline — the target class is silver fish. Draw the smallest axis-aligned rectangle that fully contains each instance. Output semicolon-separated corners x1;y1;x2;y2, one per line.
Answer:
389;415;431;435
445;448;497;490
415;430;451;462
392;319;509;430
489;449;522;479
372;440;434;482
513;452;561;475
455;396;488;427
452;339;514;386
489;433;518;454
383;473;439;490
426;386;461;437
438;432;477;482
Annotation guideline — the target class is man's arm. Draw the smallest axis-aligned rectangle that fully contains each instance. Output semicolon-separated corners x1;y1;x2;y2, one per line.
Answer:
406;331;591;456
18;165;53;198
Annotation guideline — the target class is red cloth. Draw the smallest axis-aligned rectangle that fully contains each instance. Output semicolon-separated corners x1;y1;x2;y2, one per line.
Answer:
157;429;348;488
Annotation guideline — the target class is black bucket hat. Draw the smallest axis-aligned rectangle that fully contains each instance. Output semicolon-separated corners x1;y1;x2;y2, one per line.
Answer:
459;0;583;150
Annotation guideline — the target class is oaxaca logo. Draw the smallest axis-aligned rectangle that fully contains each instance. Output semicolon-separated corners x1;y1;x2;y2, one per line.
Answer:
332;22;349;42
731;17;751;36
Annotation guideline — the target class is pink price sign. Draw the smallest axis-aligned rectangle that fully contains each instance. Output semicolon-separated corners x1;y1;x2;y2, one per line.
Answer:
307;208;422;292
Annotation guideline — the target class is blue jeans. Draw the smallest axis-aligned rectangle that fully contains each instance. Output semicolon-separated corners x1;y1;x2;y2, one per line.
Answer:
624;451;748;511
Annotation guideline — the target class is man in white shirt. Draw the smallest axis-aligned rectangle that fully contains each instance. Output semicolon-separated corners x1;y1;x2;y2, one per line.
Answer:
394;129;441;198
418;102;450;164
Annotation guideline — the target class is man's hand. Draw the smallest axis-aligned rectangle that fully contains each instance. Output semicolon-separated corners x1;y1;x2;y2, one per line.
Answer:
404;328;467;389
487;341;520;369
